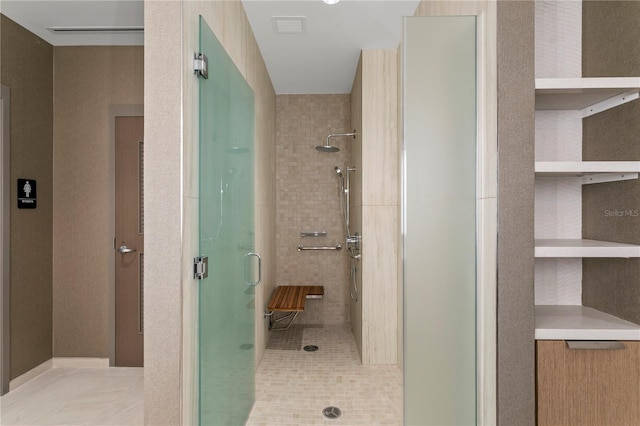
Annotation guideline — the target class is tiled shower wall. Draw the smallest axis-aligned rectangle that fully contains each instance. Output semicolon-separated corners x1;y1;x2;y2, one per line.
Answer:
275;95;351;325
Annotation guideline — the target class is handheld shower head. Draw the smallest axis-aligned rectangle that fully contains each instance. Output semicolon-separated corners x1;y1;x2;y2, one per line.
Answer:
334;166;343;178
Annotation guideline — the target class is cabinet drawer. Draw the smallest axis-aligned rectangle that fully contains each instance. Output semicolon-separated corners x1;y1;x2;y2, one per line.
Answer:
537;340;640;425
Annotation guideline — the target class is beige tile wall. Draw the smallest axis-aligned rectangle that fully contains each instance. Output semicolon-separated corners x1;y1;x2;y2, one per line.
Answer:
145;1;276;424
275;94;351;325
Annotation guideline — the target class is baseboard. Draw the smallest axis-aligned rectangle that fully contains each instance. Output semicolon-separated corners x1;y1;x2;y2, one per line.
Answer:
53;357;110;368
9;358;53;391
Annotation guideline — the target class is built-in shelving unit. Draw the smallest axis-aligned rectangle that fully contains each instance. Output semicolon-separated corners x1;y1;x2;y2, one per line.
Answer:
535;238;640;258
535;6;640;423
535;305;640;340
535;161;640;184
535;77;640;116
535;161;640;174
534;77;640;340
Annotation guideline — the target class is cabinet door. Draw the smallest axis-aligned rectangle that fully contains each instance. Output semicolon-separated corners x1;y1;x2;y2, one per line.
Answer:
537;340;640;425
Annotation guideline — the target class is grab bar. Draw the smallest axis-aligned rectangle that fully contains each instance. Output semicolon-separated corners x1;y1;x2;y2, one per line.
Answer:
297;244;342;251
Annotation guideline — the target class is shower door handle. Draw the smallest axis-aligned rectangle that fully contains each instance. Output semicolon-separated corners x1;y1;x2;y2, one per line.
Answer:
244;252;262;286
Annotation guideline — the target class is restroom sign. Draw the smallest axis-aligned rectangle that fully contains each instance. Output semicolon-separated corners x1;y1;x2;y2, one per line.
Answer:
18;179;37;209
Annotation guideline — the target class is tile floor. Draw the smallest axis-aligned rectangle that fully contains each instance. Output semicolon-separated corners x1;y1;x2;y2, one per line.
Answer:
246;324;403;425
0;367;143;426
0;325;401;426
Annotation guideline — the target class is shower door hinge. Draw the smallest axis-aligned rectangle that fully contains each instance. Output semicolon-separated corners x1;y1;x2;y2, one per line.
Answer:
193;53;208;79
194;256;209;280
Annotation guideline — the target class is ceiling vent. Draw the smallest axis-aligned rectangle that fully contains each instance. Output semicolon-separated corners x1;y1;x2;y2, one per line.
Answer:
271;17;306;34
47;26;144;34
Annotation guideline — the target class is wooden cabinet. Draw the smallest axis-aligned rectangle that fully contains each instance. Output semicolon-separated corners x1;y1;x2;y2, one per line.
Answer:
536;340;640;425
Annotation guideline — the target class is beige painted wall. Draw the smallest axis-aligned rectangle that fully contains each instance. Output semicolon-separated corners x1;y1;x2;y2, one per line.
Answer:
53;46;143;357
1;15;53;379
350;50;399;365
275;94;351;325
145;1;276;424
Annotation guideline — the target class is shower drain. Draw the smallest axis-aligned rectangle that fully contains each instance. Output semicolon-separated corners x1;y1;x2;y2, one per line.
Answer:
303;345;319;352
322;406;342;419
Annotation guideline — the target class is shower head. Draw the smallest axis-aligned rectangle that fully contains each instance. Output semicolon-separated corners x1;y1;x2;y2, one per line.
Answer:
334;166;344;178
315;144;340;153
315;130;357;153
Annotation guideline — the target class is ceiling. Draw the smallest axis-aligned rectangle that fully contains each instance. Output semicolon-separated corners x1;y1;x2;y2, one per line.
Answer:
0;0;419;94
242;0;420;93
0;1;144;46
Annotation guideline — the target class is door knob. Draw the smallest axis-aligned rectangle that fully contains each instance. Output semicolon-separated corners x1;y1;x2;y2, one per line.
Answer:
118;245;136;254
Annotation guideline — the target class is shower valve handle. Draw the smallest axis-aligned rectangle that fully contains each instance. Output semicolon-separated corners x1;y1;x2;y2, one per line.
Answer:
346;233;361;251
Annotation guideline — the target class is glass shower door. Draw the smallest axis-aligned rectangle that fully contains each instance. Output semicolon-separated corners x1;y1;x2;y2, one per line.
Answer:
198;16;256;425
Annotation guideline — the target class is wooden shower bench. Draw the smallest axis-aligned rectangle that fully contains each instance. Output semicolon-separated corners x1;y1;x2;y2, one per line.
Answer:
266;285;324;331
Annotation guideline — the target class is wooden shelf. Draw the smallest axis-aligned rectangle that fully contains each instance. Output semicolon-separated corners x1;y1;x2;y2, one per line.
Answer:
535;305;640;340
535;77;640;116
535;239;640;258
535;161;640;183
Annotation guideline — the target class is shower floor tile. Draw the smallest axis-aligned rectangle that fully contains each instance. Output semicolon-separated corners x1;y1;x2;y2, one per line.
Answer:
246;324;402;425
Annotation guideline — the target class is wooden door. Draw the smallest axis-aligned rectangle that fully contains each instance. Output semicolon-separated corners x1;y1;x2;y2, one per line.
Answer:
115;116;144;367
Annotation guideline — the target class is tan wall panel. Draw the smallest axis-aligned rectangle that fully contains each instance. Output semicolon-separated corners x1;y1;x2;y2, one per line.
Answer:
496;2;536;425
53;46;143;358
1;15;54;379
582;1;640;327
361;50;399;207
583;1;640;78
359;50;399;365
